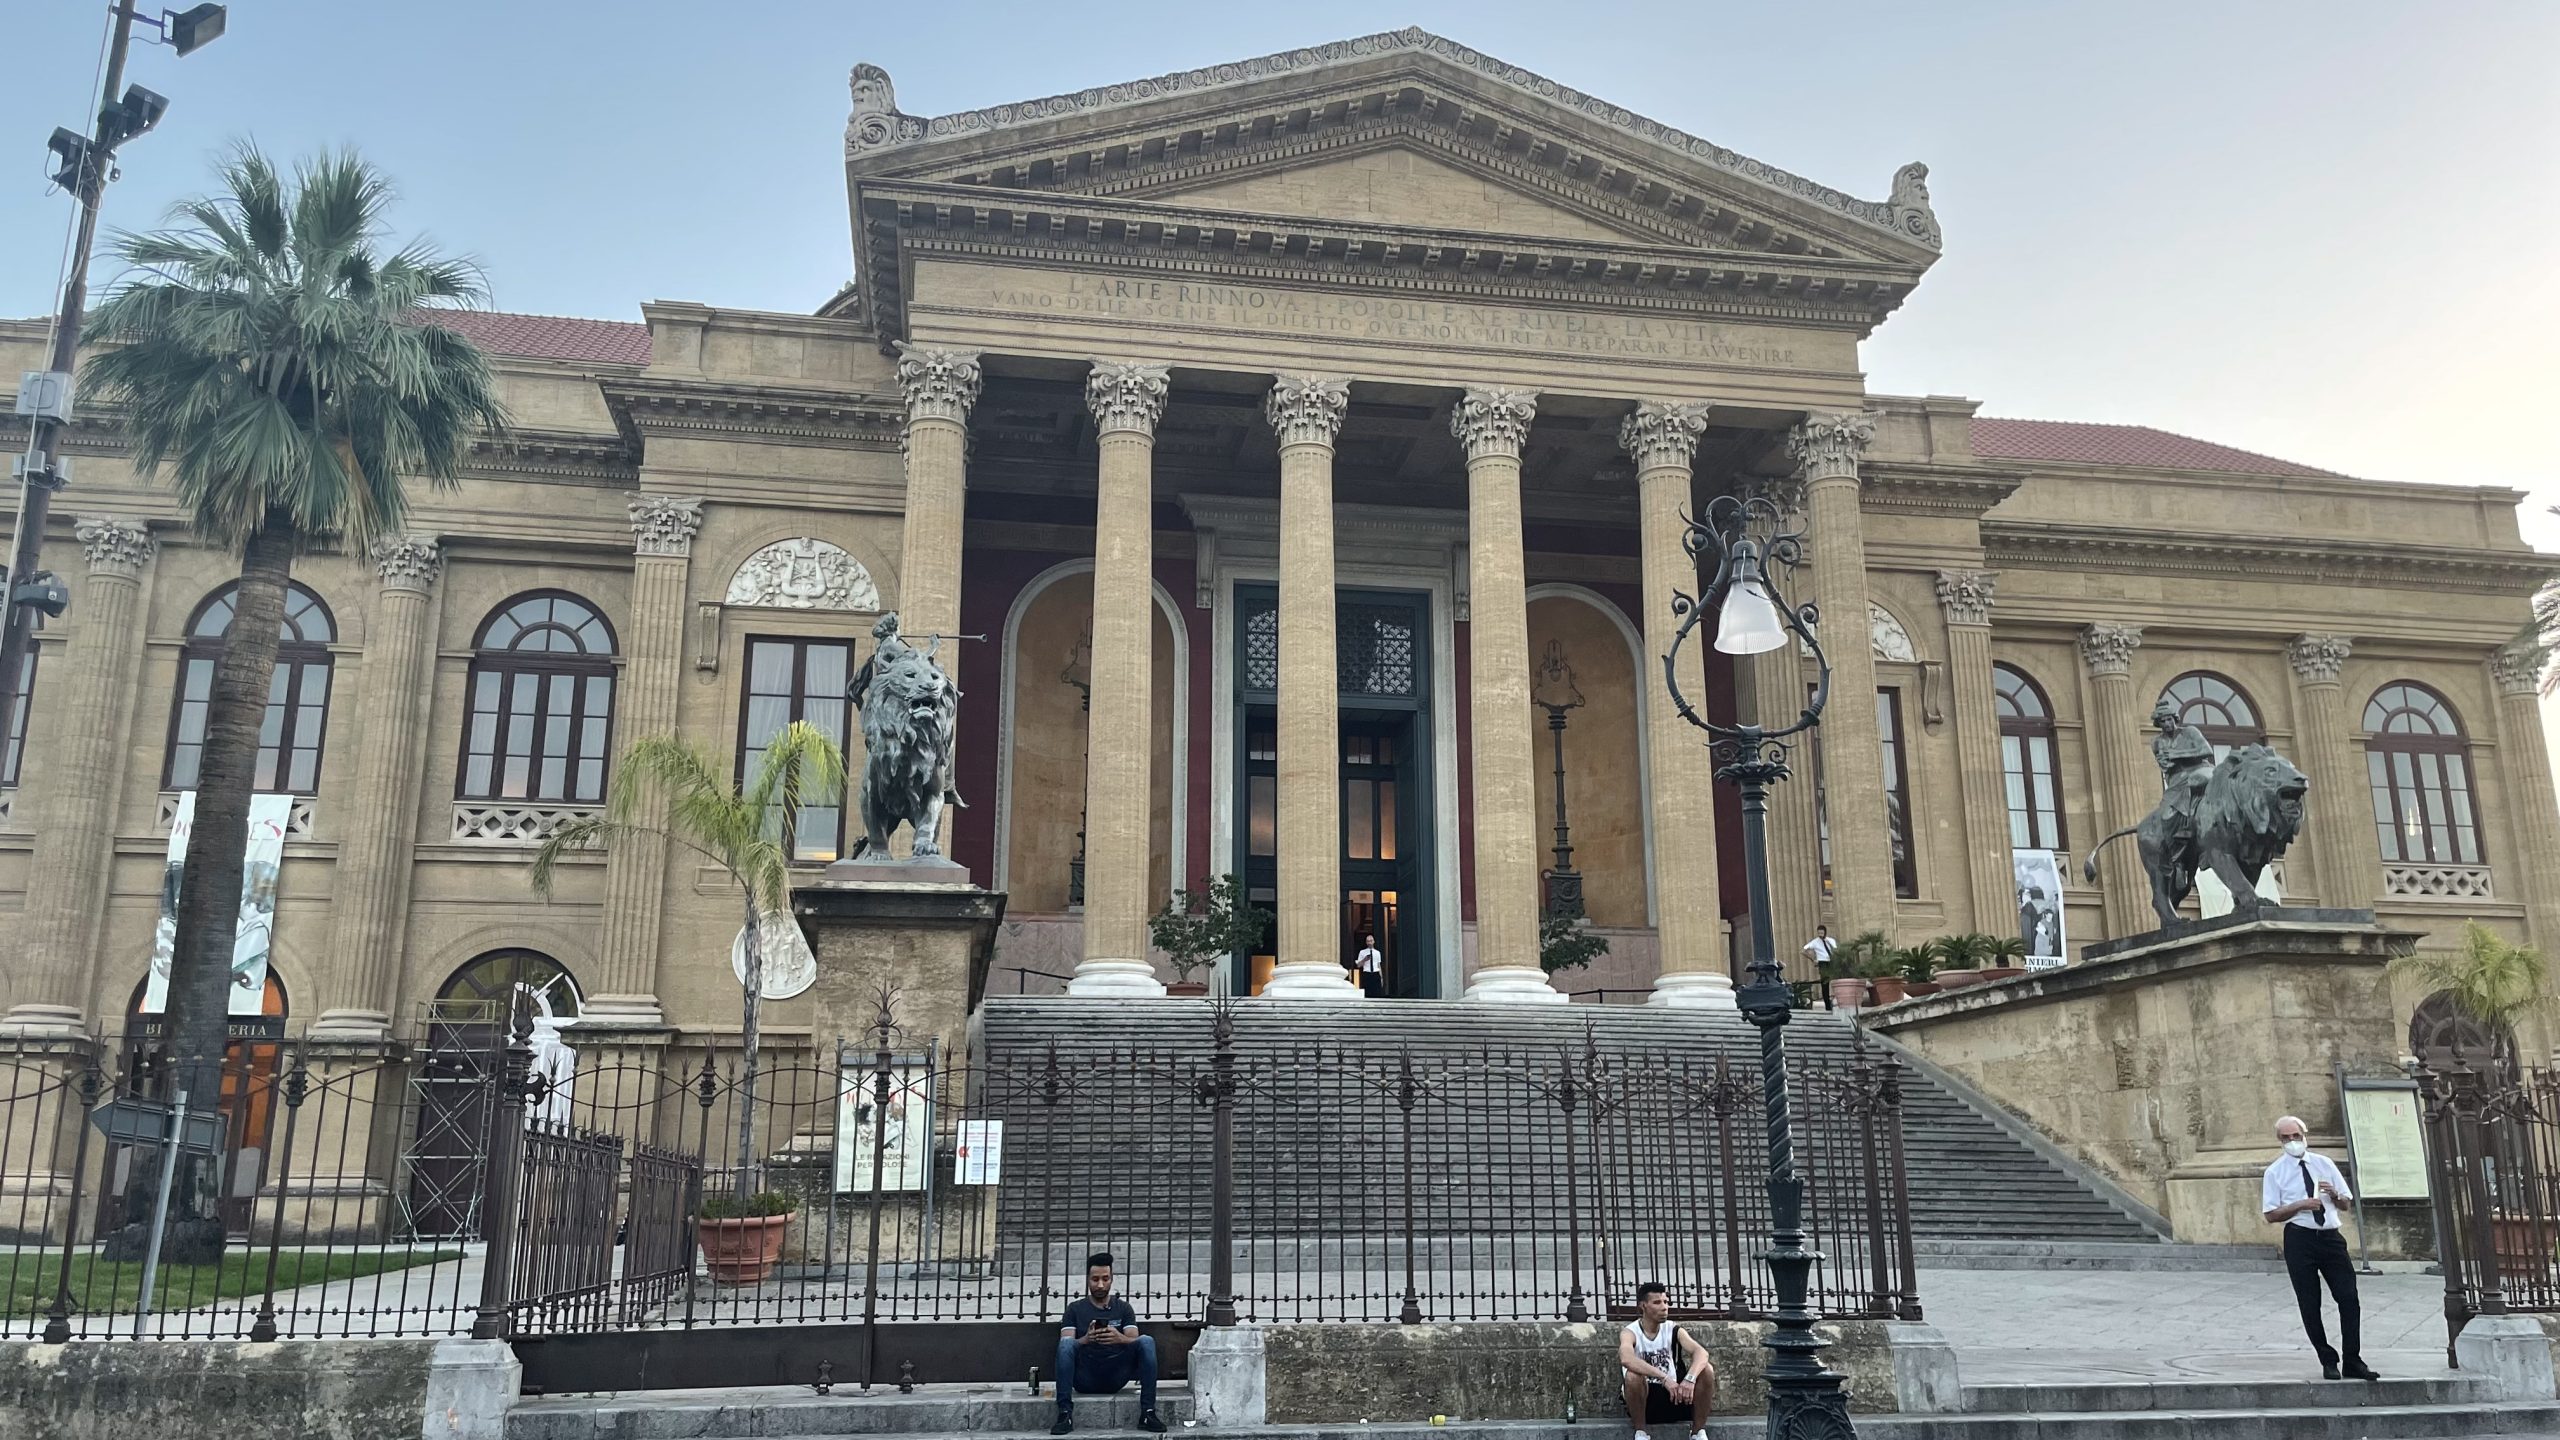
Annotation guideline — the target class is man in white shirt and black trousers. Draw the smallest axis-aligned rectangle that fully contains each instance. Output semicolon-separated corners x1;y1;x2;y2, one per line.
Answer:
2262;1114;2378;1381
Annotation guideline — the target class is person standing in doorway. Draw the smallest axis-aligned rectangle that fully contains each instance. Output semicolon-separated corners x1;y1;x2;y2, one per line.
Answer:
1801;925;1839;1009
2263;1115;2377;1381
1355;933;1386;999
1617;1281;1713;1440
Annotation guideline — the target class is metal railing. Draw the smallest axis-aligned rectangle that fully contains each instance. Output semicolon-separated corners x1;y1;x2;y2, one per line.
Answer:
2419;1050;2560;1357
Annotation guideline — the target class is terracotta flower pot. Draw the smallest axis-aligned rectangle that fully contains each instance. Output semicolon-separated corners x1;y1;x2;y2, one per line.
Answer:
1904;980;1943;998
697;1213;793;1286
1977;966;2028;984
1868;976;1909;1004
1828;978;1869;1009
1166;980;1211;997
1934;968;1986;990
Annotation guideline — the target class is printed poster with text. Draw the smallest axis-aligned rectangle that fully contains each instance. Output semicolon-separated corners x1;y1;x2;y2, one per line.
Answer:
143;792;291;1015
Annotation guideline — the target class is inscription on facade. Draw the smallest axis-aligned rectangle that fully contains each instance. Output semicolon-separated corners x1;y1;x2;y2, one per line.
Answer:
950;265;1810;368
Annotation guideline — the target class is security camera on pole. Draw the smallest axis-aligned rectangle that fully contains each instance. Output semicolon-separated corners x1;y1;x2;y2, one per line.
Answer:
0;4;227;751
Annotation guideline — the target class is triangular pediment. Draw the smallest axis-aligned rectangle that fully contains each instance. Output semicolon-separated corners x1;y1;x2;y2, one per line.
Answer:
847;28;1943;266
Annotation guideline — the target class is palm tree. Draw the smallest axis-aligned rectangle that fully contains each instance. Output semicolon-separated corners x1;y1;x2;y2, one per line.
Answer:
532;723;846;1197
79;148;502;1244
2392;922;2549;1035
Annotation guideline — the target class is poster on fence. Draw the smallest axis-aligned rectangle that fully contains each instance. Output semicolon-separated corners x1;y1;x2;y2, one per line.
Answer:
835;1053;934;1193
143;792;292;1015
955;1120;1004;1185
2013;849;2068;970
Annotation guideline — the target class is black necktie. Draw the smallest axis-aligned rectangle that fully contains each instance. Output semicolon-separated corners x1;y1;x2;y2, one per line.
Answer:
2299;1159;2325;1225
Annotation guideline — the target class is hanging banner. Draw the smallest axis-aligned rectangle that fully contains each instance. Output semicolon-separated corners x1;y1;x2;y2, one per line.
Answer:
2013;849;2068;970
144;792;291;1016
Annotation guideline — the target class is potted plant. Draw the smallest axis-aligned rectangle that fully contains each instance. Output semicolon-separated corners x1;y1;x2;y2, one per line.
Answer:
1149;873;1273;996
697;1190;800;1285
1826;930;1891;1009
1900;944;1941;998
1866;947;1914;1005
1982;934;2032;983
1932;932;1998;989
2393;922;2549;1270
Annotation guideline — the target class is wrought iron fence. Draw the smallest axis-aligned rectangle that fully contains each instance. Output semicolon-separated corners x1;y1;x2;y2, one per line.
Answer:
2418;1050;2560;1354
0;995;1917;1354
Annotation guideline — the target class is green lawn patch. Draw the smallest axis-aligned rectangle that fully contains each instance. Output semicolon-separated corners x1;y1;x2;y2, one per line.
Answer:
2;1247;462;1315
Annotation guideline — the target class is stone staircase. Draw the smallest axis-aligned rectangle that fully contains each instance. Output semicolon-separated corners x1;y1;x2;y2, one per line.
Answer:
974;998;2160;1248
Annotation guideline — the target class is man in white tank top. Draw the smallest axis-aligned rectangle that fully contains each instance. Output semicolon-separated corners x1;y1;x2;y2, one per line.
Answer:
1616;1281;1714;1440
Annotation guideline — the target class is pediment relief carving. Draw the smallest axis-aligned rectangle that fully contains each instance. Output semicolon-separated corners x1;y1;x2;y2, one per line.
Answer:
726;537;881;612
848;29;1937;266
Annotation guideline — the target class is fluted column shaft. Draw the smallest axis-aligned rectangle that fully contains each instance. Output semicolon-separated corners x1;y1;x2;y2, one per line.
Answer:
310;538;444;1039
1792;413;1893;938
1069;361;1170;997
1456;389;1562;1002
1621;403;1731;1009
588;497;704;1025
892;346;982;679
2080;624;2155;937
3;518;154;1034
1939;570;2014;936
2286;635;2374;910
1259;377;1356;999
2492;646;2560;958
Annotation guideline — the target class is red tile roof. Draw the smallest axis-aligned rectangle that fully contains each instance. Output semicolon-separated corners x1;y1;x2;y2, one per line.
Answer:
1971;417;2346;479
418;309;651;366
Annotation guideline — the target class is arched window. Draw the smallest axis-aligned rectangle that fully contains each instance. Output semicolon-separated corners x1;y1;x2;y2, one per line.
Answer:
459;593;618;804
3;650;32;788
1995;663;2065;850
2157;671;2264;758
166;584;337;794
2364;683;2480;865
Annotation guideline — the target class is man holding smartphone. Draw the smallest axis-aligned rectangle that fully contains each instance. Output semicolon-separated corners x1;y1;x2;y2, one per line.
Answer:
2262;1114;2377;1381
1053;1252;1163;1435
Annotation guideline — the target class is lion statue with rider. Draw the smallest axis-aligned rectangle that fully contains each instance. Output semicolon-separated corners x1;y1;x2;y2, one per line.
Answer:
846;611;962;862
2083;698;2309;930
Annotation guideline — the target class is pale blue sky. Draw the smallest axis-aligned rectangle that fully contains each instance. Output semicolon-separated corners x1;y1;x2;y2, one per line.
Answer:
8;2;2555;533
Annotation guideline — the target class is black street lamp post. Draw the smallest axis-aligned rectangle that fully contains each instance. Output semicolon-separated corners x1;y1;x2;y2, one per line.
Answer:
1660;489;1856;1439
1531;639;1586;920
1061;628;1093;909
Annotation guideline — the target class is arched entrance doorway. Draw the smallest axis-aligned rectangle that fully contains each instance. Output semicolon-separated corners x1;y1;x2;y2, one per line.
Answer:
116;970;288;1236
405;950;582;1238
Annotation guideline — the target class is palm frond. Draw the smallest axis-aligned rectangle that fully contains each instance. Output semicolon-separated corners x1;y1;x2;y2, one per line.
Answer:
2389;921;2549;1027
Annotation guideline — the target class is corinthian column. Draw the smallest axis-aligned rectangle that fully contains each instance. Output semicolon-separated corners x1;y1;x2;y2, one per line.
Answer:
1067;361;1171;997
2079;623;2155;937
309;537;445;1041
1619;402;1732;1009
1259;375;1359;999
1937;569;2014;936
586;496;704;1027
2490;645;2560;958
2;518;154;1035
1455;388;1563;1003
892;344;982;663
2286;634;2374;910
1790;412;1894;937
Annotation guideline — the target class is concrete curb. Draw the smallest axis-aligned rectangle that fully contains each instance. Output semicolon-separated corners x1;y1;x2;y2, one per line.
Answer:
424;1338;521;1440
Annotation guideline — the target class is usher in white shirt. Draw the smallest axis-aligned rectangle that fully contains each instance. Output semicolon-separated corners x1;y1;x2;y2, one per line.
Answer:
2261;1150;2353;1232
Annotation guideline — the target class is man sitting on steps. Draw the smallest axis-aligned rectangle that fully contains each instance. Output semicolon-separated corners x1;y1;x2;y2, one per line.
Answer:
1618;1281;1714;1440
1053;1251;1164;1435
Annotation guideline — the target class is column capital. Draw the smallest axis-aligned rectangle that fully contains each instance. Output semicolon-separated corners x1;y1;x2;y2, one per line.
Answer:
1265;374;1349;449
369;534;443;595
2286;633;2354;686
1452;387;1538;461
1086;359;1171;437
892;342;982;425
628;495;706;558
73;516;154;579
2492;641;2545;697
2077;622;2143;677
1617;401;1711;472
1934;568;1996;627
1787;410;1876;483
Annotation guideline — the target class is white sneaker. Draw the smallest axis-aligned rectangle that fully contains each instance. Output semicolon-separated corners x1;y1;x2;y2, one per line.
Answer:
1690;1431;1708;1440
1632;1431;1651;1440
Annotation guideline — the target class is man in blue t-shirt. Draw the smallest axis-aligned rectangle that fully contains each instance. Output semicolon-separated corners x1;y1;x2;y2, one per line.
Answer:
1053;1251;1162;1435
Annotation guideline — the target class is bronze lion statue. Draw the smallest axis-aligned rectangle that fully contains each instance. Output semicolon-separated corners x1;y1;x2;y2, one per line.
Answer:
2083;742;2307;929
847;612;959;860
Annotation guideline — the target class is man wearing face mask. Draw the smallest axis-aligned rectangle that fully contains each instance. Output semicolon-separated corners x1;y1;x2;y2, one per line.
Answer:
2262;1115;2376;1381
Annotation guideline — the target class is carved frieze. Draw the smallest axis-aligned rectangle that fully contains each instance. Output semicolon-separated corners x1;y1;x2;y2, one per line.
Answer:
629;496;706;558
1452;387;1538;461
1086;360;1172;436
1869;604;1918;663
847;63;927;154
1617;401;1711;473
725;538;881;612
1265;375;1350;449
73;516;153;579
2078;623;2144;678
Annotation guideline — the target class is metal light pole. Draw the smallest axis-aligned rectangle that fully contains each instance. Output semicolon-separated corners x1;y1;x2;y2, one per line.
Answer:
0;3;227;756
1061;627;1092;909
1531;639;1585;919
1660;488;1857;1439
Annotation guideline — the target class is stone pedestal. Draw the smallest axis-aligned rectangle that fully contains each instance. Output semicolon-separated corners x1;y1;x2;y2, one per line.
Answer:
1868;909;2413;1249
794;861;1005;1058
